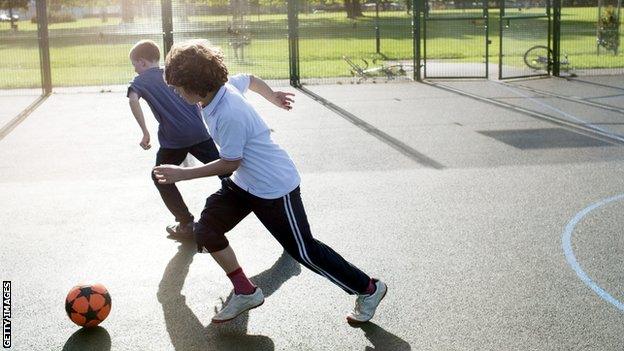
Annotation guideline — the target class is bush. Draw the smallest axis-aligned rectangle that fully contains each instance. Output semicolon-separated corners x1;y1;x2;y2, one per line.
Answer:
31;12;77;24
597;6;620;54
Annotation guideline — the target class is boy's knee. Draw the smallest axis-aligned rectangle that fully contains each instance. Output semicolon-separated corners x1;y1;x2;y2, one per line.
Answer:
194;220;229;253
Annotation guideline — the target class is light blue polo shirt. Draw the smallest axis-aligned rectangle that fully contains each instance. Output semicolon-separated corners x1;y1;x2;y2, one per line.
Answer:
200;74;300;199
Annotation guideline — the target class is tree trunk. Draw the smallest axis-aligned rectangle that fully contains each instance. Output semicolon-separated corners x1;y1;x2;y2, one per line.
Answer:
353;0;363;16
9;6;16;30
345;0;363;18
344;0;353;18
121;0;134;23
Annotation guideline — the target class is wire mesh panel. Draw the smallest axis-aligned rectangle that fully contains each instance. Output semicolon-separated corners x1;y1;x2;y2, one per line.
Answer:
0;1;44;128
171;0;290;82
499;0;551;79
298;2;413;85
423;0;488;78
561;0;623;75
0;1;43;90
45;0;163;87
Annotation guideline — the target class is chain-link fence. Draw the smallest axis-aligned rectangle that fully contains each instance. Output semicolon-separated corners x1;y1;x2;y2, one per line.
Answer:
0;25;41;90
171;0;290;81
46;0;162;87
0;1;45;130
0;0;622;92
423;0;489;78
499;1;551;79
561;0;623;75
298;6;413;84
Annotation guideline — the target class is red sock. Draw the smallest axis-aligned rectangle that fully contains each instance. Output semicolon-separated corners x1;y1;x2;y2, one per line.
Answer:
227;267;256;295
364;279;376;295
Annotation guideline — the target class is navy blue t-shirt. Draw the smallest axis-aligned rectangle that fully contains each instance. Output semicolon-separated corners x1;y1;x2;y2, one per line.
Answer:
128;67;209;149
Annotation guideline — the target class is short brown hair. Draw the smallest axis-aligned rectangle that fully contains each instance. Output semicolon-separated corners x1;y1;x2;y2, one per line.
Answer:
129;40;160;62
164;39;228;97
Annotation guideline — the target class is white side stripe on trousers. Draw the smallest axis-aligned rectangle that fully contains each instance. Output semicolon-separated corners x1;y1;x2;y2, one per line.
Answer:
283;194;357;294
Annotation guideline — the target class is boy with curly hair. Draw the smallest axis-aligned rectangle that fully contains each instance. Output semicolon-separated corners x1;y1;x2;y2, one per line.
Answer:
153;39;386;324
128;39;293;238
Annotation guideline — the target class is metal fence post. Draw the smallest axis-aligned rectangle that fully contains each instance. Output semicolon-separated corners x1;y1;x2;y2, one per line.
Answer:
36;0;51;94
552;0;561;76
161;0;174;57
375;0;380;54
287;0;300;87
499;0;504;80
484;0;489;78
413;0;421;81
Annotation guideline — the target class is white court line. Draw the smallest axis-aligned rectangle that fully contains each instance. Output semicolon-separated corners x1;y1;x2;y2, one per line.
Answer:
562;194;624;311
501;83;624;310
497;83;624;144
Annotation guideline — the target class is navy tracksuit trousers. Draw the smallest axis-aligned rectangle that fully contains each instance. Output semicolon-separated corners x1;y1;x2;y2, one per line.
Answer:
151;138;223;225
194;178;371;295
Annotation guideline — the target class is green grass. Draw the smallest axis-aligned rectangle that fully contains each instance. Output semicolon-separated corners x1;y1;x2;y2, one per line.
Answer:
0;7;622;88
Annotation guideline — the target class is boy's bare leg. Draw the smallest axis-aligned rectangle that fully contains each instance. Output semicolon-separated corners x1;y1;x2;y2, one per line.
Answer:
209;245;241;274
210;245;256;295
209;245;264;323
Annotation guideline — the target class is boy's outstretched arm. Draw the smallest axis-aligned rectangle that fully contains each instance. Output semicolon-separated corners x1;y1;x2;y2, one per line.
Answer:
128;91;151;150
153;159;241;184
249;75;294;111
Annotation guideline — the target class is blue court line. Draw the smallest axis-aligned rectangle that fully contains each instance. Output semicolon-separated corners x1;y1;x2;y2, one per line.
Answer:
562;193;624;311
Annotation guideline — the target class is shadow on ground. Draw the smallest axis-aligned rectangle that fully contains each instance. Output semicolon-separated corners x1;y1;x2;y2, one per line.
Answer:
157;241;301;350
157;240;411;350
352;322;412;351
62;326;111;351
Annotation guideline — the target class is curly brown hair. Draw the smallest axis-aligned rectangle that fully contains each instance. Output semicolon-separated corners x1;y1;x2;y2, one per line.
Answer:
164;40;228;97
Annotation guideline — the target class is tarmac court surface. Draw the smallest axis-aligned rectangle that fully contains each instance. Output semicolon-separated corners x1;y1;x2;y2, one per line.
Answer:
2;76;624;350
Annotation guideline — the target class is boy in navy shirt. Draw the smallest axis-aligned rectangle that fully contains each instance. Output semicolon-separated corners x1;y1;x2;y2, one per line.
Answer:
128;40;293;238
154;40;386;324
128;40;216;237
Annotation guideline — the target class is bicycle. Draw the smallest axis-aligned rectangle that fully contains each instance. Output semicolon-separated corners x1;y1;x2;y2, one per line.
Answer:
523;45;571;72
343;56;413;83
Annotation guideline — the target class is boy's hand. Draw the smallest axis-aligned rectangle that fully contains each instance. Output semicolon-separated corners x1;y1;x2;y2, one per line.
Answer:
271;91;294;111
153;165;185;184
140;133;151;150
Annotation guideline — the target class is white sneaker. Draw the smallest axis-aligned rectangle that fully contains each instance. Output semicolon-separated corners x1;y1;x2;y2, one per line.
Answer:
212;288;265;323
346;280;387;323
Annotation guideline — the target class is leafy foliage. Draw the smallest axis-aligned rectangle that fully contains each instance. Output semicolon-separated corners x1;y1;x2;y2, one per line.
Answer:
597;5;620;54
0;0;29;11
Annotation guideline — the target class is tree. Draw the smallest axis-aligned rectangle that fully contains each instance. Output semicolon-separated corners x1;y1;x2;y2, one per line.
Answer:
598;5;620;54
26;0;118;24
344;0;363;18
193;0;229;6
0;0;28;30
47;0;83;12
121;0;134;23
0;0;28;11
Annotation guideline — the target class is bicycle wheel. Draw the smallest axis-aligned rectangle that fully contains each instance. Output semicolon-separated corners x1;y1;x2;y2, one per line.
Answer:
523;45;552;71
